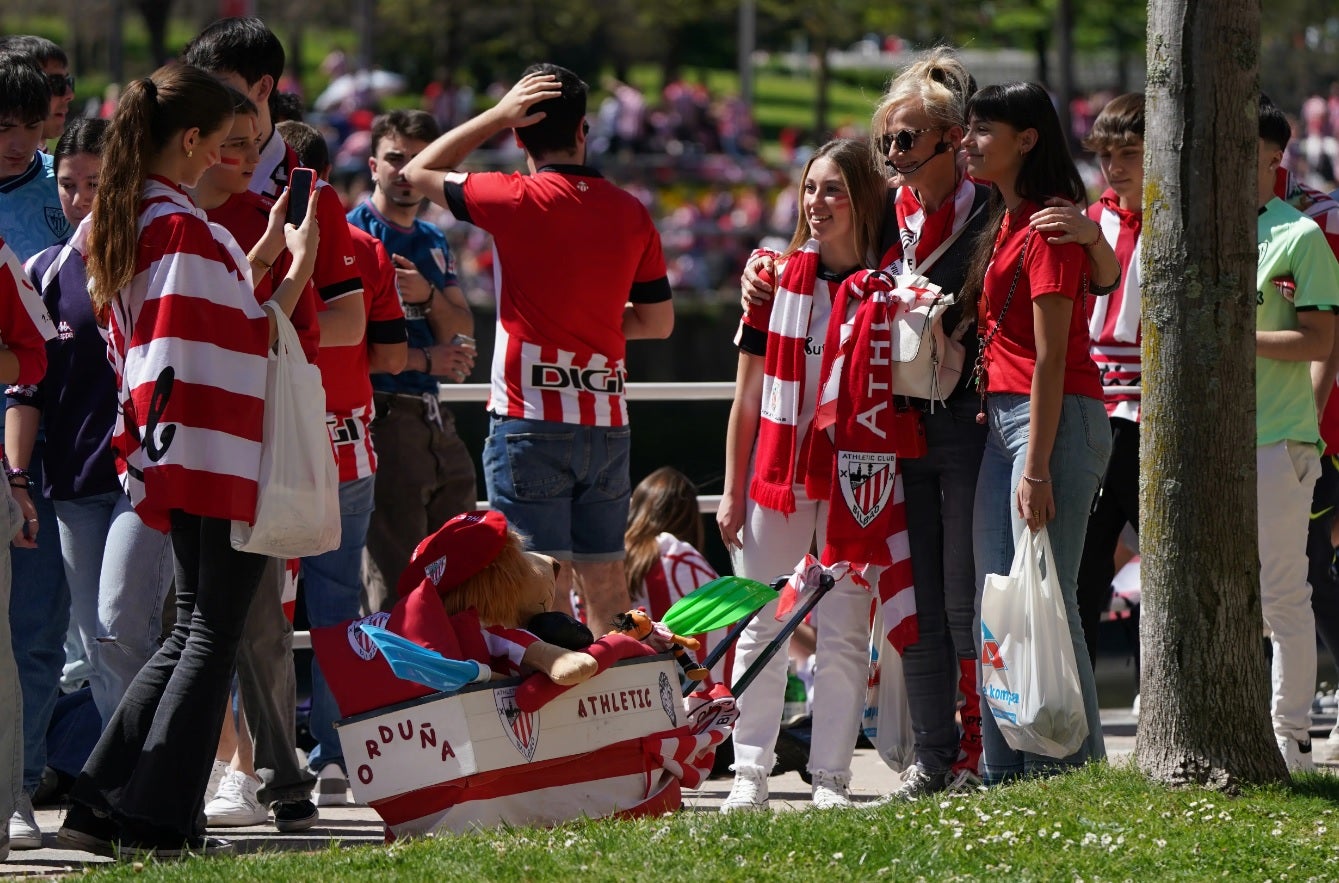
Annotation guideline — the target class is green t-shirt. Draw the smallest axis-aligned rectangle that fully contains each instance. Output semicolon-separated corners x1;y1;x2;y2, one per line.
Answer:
1256;198;1339;447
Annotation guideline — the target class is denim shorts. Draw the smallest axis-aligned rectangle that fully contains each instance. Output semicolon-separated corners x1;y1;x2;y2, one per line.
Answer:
483;415;631;560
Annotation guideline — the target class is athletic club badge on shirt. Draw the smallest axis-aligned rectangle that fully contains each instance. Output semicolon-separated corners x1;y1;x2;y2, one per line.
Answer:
838;450;896;528
430;247;448;277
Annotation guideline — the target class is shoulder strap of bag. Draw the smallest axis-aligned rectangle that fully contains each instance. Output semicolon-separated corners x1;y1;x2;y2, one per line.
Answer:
911;197;989;277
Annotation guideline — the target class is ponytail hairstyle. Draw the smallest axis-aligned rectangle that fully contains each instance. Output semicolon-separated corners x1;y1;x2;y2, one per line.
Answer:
624;467;703;600
87;63;235;313
959;82;1085;320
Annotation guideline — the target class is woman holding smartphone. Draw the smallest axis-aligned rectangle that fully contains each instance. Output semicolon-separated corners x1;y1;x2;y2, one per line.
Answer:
56;63;318;858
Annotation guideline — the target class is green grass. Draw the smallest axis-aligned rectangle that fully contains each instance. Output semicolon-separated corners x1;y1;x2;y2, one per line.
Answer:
84;765;1339;882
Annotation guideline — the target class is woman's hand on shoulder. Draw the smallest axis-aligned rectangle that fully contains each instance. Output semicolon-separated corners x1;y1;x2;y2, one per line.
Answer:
741;252;778;309
1028;197;1101;247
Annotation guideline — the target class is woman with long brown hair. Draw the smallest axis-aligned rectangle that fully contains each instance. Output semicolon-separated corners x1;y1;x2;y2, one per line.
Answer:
56;62;317;858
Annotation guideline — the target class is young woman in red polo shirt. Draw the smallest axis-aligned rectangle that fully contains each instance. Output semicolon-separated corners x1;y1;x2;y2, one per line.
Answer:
961;82;1112;785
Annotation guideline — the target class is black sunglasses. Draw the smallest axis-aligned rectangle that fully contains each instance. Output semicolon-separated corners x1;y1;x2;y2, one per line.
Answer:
47;73;75;97
881;127;935;154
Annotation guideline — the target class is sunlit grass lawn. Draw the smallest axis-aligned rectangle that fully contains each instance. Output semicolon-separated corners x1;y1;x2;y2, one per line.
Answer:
86;764;1339;882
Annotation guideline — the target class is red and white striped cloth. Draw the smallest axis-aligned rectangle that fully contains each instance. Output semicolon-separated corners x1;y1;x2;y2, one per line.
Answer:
776;552;917;653
1085;189;1142;421
748;240;822;515
375;696;731;839
90;177;269;532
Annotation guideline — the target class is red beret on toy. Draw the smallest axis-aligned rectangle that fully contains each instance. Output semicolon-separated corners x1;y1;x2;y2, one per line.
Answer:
396;510;510;598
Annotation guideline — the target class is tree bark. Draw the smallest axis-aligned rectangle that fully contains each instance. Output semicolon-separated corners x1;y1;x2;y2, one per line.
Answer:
1137;0;1286;788
812;33;830;141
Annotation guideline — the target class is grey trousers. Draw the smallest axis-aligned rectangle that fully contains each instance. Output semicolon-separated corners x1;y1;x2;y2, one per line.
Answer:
236;556;315;804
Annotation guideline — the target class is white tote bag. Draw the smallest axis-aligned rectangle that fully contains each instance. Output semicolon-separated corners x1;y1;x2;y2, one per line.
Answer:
979;526;1088;758
884;274;965;404
862;606;915;772
231;302;341;557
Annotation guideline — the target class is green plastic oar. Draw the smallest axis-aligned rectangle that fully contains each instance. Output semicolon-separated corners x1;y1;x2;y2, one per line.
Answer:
662;575;777;635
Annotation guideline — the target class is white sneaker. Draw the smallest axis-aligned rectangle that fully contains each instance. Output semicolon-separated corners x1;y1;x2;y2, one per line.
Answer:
1317;727;1339;765
205;759;231;804
1278;735;1316;774
313;764;350;807
8;793;41;849
205;770;268;827
719;767;768;814
1130;693;1141;721
811;772;852;809
945;767;985;794
887;763;950;802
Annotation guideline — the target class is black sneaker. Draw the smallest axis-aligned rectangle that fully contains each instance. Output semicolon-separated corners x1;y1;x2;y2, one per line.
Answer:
272;799;319;833
55;802;120;857
115;823;234;861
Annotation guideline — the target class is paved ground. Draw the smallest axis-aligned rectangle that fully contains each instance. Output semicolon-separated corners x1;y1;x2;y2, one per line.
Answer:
0;710;1329;877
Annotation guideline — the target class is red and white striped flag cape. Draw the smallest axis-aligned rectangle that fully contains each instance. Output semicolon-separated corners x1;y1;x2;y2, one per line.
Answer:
374;695;732;839
88;179;270;531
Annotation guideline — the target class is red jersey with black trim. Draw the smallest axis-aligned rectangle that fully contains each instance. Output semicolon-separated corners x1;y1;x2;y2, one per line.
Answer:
979;200;1103;399
443;165;671;427
321;224;408;481
205;191;320;363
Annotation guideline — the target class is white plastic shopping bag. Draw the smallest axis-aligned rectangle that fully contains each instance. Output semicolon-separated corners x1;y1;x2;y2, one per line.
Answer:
979;526;1087;758
231;302;341;557
863;605;915;772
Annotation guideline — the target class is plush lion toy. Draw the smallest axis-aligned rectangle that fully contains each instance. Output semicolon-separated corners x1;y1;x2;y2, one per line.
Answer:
402;511;598;687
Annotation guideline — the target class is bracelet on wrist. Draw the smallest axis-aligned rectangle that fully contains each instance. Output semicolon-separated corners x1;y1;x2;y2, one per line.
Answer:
248;252;274;271
6;467;30;490
1021;474;1051;485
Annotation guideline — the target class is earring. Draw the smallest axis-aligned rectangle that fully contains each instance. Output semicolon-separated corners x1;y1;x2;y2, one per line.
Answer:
187;149;194;158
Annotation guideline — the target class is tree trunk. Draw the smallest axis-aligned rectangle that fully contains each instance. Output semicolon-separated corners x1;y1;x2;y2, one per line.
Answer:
812;33;830;141
1136;0;1286;788
136;0;171;68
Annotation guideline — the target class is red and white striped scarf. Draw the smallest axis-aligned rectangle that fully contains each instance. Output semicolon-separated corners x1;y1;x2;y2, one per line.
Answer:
1085;189;1143;420
800;271;919;652
91;178;270;532
748;240;822;514
881;178;979;273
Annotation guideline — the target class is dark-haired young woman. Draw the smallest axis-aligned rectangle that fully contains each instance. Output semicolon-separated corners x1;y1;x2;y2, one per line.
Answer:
56;63;318;857
962;82;1112;784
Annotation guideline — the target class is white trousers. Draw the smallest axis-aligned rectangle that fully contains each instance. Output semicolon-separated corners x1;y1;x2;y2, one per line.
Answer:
729;492;873;779
1257;440;1321;742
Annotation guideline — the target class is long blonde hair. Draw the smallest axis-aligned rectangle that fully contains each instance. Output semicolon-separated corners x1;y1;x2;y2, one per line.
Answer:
87;64;235;313
783;138;885;267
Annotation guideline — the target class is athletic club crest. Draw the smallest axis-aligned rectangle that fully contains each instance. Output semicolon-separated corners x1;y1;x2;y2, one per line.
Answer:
494;686;540;761
838;451;896;528
424;555;447;586
658;672;677;726
347;611;392;661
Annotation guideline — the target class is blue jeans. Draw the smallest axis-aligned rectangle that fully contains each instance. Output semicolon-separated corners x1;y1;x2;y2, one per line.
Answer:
10;450;70;792
973;393;1111;784
901;391;987;772
484;415;631;560
54;491;175;726
303;475;375;772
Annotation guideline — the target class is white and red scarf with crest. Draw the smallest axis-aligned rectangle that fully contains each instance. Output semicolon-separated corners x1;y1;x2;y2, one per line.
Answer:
800;271;918;652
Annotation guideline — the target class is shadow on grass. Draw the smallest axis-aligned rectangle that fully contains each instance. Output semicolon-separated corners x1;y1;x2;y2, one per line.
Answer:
1288;771;1339;804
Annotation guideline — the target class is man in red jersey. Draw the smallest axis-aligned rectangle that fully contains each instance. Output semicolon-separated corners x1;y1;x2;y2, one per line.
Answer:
404;64;674;633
